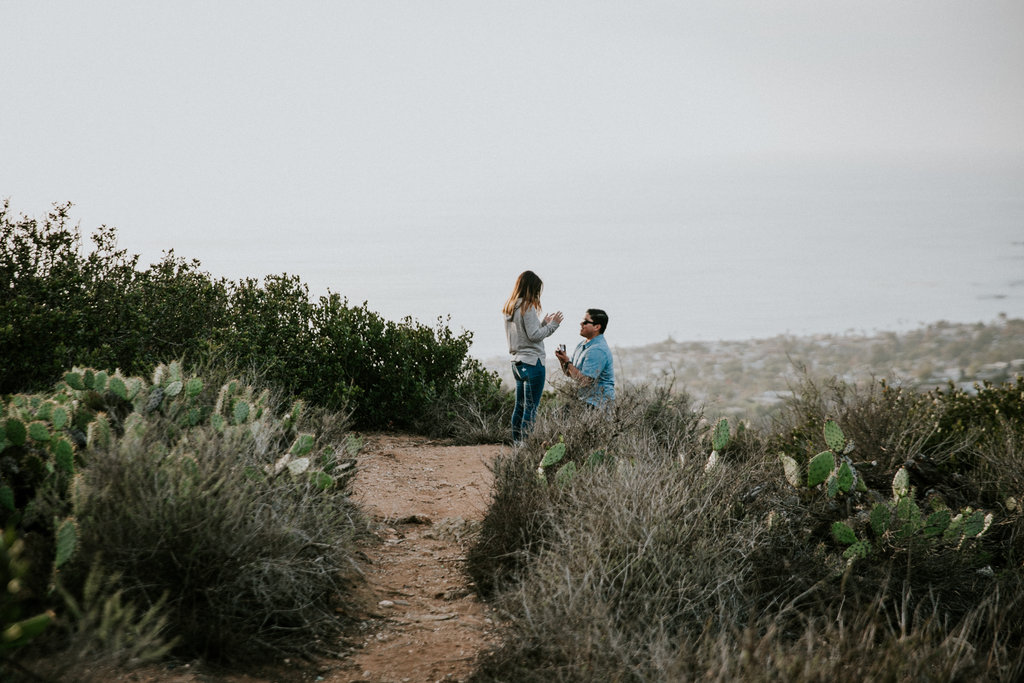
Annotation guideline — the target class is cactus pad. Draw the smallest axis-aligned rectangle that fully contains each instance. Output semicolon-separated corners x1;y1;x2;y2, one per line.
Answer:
51;406;68;430
836;461;854;493
831;521;857;545
108;376;128;400
53;439;74;474
185;377;203;398
28;421;51;442
54;518;77;568
290;434;315;457
232;400;251;425
892;468;910;498
962;510;988;537
807;450;834;487
555;461;577;487
64;371;85;390
823;419;845;453
0;486;14;511
540;442;566;468
843;540;871;560
779;454;802;488
287;457;311;476
923;509;951;538
870;503;891;536
712;418;730;452
5;418;27;446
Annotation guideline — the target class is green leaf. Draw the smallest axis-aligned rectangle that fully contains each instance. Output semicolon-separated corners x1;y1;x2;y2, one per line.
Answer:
64;371;85;390
540;442;566;468
807;450;834;487
870;503;890;536
712;418;730;452
831;521;857;545
823;419;845;453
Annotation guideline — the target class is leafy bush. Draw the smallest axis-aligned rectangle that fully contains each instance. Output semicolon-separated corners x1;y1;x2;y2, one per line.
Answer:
1;202;492;431
0;201;230;393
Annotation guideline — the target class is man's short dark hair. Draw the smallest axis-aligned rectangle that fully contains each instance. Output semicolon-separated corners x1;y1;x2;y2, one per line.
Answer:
587;308;608;334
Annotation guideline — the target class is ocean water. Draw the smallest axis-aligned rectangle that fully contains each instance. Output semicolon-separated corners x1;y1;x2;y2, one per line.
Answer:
138;160;1024;361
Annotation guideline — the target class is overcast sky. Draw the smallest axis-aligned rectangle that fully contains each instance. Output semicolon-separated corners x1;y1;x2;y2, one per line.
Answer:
2;2;1023;354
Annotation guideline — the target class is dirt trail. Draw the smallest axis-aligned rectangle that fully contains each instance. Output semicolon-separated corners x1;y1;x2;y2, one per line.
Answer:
329;434;502;683
73;434;503;683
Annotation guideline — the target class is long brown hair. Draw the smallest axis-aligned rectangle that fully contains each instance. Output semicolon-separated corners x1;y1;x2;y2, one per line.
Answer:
502;270;543;316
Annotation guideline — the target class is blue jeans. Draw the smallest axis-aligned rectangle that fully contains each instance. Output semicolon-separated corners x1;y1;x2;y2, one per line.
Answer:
511;359;545;442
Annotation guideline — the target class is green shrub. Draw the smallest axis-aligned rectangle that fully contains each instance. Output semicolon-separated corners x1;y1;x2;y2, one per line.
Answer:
1;202;495;431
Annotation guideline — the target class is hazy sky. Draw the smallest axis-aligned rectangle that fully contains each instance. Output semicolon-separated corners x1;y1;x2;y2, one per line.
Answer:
3;2;1023;356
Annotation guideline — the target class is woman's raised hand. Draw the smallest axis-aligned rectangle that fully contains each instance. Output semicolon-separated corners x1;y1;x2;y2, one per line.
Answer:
545;311;564;325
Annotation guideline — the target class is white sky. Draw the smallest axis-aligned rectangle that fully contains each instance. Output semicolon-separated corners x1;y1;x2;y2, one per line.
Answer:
2;1;1023;355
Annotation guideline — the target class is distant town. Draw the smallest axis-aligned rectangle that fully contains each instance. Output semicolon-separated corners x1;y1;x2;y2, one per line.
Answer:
485;315;1024;419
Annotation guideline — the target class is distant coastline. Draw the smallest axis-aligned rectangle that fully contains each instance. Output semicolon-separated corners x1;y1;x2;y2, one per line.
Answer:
483;316;1024;418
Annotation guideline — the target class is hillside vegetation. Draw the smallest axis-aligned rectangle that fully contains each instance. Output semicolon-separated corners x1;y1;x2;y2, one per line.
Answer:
467;374;1024;681
3;202;1023;681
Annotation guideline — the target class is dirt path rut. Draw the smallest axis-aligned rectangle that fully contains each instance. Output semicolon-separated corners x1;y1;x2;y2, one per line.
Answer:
332;434;502;683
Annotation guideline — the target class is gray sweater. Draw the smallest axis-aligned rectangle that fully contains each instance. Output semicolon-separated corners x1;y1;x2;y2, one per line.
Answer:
505;300;560;365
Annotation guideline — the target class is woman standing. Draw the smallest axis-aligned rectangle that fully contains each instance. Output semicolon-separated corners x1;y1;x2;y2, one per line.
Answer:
503;270;563;443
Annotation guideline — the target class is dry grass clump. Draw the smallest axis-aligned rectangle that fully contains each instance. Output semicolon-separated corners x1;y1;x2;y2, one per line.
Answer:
57;367;367;666
466;382;705;596
468;376;1024;682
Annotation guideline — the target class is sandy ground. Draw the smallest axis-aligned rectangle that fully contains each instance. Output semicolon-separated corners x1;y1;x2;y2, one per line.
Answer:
41;434;503;683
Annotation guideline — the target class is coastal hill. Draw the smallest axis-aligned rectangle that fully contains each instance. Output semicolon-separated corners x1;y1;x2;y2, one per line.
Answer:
484;316;1024;419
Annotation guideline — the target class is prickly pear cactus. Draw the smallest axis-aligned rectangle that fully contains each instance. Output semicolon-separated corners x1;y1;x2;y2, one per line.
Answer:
807;450;834;487
823;419;845;453
712;418;730;452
